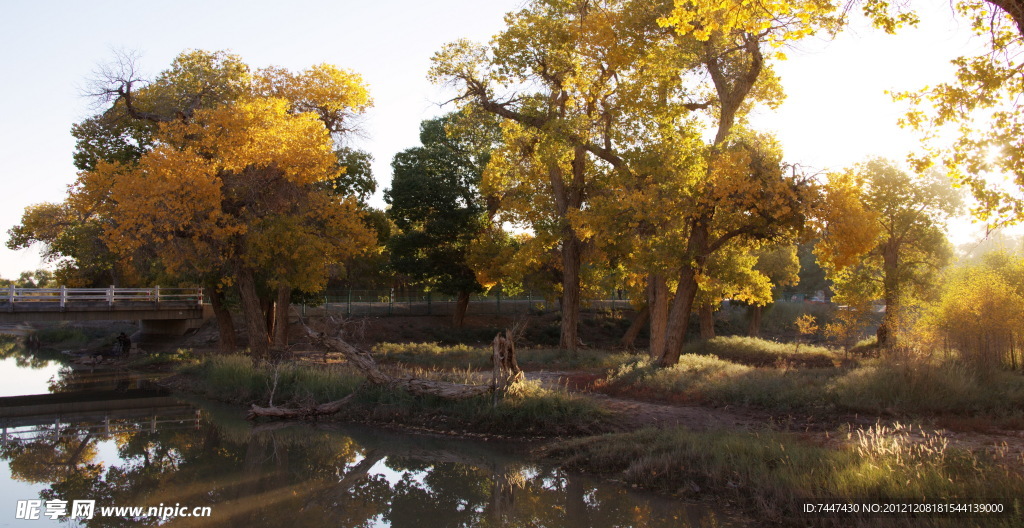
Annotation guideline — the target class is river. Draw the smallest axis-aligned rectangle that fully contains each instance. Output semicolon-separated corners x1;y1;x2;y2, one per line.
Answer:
0;340;738;527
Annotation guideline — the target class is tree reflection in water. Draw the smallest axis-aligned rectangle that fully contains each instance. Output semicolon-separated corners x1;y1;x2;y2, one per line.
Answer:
1;404;732;527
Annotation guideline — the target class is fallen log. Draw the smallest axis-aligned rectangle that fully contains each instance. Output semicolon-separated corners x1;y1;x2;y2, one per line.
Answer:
248;327;500;420
248;393;357;420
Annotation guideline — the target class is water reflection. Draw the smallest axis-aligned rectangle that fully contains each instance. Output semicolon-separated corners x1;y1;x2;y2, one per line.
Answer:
1;343;738;527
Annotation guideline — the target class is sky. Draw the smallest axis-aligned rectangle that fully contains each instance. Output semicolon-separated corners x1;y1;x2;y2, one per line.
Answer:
0;0;1015;279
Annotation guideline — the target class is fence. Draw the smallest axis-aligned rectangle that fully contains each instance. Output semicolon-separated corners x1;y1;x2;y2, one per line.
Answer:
298;289;633;317
2;286;204;308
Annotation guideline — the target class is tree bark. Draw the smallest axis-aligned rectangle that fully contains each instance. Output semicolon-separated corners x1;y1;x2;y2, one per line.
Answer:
659;265;700;367
747;305;763;337
648;275;669;360
452;290;471;327
491;331;524;393
236;266;270;357
273;284;290;348
699;303;716;339
559;234;582;351
878;240;900;348
620;304;649;350
209;284;236;354
263;295;275;343
659;222;709;367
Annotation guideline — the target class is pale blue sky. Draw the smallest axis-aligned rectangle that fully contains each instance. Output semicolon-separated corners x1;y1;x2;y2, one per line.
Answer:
0;0;1005;279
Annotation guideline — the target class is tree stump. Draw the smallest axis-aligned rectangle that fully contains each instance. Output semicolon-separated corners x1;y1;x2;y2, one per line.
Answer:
491;331;524;398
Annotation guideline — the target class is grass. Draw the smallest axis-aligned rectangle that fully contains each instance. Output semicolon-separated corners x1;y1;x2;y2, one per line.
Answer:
548;424;1024;527
601;354;836;413
830;358;1024;417
182;355;365;405
603;337;1024;418
35;325;90;347
182;354;611;436
127;348;201;368
683;336;838;368
371;341;633;371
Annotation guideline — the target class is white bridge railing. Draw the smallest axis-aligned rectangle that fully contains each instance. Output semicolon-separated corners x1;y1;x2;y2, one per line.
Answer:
3;286;203;308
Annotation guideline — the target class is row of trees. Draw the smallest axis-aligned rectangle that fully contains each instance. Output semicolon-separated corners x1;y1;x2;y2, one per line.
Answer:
9;0;1024;367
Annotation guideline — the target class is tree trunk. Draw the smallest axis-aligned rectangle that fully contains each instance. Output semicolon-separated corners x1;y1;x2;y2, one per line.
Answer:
659;222;709;367
747;305;763;337
648;275;669;360
209;285;236;354
620;304;649;350
878;241;900;348
273;284;290;348
452;290;471;327
559;235;582;351
659;265;699;367
491;331;524;402
263;295;275;343
236;266;270;357
699;303;716;339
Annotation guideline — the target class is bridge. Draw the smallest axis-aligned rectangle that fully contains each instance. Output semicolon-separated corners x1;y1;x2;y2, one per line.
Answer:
0;286;210;335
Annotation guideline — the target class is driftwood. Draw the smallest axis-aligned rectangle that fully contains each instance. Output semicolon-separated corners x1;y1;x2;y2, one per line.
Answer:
491;331;523;392
248;326;514;420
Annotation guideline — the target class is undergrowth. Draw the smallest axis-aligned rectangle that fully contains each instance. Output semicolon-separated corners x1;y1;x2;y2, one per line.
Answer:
181;355;610;436
548;424;1024;527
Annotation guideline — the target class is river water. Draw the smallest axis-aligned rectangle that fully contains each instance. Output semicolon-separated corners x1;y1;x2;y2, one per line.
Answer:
0;342;738;527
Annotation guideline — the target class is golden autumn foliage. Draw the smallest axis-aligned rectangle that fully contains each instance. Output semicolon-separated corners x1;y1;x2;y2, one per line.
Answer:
811;170;881;274
15;49;375;355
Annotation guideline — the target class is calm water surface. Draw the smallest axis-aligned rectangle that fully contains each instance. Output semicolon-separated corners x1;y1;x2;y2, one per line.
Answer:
0;344;739;527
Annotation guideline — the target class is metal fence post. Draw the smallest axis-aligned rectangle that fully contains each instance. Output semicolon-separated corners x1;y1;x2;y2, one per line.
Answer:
60;286;67;309
107;285;115;307
155;285;161;304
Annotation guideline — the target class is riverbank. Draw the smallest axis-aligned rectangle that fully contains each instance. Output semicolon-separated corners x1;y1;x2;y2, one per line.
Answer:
18;319;1024;526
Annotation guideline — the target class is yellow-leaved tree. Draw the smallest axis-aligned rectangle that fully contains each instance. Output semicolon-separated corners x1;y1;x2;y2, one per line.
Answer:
17;50;375;356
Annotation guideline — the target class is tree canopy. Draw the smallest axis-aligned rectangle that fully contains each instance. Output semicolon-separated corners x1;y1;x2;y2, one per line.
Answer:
10;50;376;355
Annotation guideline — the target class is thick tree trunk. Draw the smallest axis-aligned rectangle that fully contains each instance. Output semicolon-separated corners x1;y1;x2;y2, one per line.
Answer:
699;303;716;339
648;275;669;360
559;235;582;351
620;304;649;350
659;222;709;367
273;284;290;348
262;296;275;342
209;285;236;354
747;305;763;337
878;242;900;348
452;290;471;327
659;265;699;367
236;266;270;357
